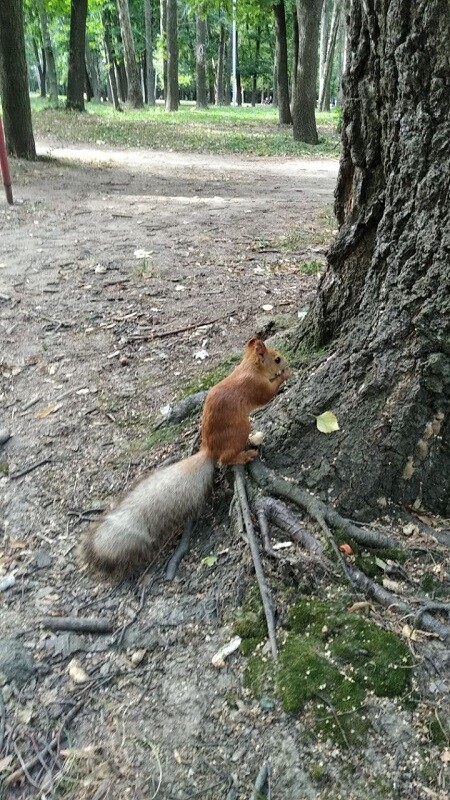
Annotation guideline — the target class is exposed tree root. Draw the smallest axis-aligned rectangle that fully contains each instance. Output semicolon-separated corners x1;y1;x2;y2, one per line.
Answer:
248;459;399;550
165;520;195;581
233;465;278;661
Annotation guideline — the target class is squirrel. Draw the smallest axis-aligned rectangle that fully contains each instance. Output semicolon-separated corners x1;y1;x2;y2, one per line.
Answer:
81;337;291;578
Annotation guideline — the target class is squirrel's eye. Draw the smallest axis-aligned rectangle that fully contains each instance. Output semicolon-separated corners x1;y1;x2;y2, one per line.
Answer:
274;356;281;364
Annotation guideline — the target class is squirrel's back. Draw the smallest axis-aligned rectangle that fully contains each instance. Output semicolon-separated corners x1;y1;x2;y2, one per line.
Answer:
82;451;214;578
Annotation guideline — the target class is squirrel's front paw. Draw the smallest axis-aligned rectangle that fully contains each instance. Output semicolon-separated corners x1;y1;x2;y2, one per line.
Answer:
248;430;264;446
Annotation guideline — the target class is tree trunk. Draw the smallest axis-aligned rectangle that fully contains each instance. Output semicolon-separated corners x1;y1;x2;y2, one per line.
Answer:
267;0;450;519
195;12;208;109
165;0;179;111
318;0;341;111
0;0;36;158
66;0;88;111
273;1;292;124
144;0;156;105
272;51;278;108
32;38;46;98
37;0;59;107
251;26;261;107
291;8;299;100
85;38;101;102
160;0;167;101
292;0;323;143
215;23;225;105
116;0;144;108
102;9;120;109
318;0;329;111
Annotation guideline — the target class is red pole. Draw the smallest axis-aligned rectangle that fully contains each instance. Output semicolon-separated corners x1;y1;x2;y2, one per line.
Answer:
0;116;13;205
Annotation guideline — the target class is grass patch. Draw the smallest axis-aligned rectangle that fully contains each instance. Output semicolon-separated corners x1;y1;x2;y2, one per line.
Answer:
179;355;240;397
31;97;341;159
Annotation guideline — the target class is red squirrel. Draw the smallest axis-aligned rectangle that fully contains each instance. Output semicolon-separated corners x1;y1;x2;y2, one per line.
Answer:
82;337;291;578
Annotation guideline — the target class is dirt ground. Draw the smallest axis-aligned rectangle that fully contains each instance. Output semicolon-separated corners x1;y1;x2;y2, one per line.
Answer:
0;145;449;799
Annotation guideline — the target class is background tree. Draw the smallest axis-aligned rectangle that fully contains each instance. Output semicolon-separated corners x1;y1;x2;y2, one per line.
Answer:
165;0;179;109
273;0;292;124
66;0;88;110
195;9;208;108
144;0;156;104
0;0;36;158
318;0;340;111
265;0;450;517
292;0;323;143
116;0;144;107
36;0;59;107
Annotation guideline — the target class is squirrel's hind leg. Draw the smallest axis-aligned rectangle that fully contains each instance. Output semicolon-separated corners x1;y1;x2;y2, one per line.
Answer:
220;448;259;465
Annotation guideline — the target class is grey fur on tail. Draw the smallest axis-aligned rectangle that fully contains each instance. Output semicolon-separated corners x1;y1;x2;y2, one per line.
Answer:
81;451;214;578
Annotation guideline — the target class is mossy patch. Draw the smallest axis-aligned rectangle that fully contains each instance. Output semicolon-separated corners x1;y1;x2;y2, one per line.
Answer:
179;355;240;398
240;594;413;747
0;462;9;476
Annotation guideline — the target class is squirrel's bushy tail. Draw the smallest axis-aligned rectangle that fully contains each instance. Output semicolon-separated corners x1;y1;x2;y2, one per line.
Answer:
81;451;214;578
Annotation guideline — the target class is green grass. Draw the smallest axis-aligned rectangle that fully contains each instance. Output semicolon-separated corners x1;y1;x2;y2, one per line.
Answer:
30;96;341;158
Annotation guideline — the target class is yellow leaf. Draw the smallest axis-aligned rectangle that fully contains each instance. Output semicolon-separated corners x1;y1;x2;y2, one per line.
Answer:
316;410;340;434
402;624;418;641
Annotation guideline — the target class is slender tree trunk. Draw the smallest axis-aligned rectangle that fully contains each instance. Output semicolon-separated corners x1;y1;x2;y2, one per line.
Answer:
195;12;208;109
116;0;144;107
292;0;323;143
144;0;156;105
319;0;329;110
251;26;261;107
160;0;167;100
165;0;179;111
85;38;101;102
37;0;59;107
66;0;88;111
0;0;36;158
291;8;299;101
102;10;120;109
116;61;128;102
32;38;46;98
273;1;292;124
268;0;450;518
215;23;225;105
272;50;278;108
319;0;341;111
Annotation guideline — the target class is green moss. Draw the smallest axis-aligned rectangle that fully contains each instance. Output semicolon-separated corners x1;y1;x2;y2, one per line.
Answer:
427;711;450;745
0;462;9;476
179;355;240;398
421;572;447;598
234;592;268;655
277;635;368;745
296;260;323;275
241;596;413;747
243;653;274;698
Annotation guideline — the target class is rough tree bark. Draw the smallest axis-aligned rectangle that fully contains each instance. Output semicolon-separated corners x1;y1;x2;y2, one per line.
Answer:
66;0;88;111
144;0;156;106
195;12;208;109
116;0;144;108
37;0;59;107
0;0;36;158
266;0;450;519
165;0;179;111
273;1;292;124
292;0;323;143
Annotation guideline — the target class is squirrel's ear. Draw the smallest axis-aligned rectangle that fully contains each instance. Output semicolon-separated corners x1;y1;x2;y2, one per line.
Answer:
247;337;267;360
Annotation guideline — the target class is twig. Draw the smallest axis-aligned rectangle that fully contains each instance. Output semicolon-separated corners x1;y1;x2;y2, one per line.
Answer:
234;466;278;661
249;762;270;800
165;520;194;581
9;458;52;480
116;586;148;648
5;702;84;786
348;565;450;641
127;311;235;342
41;616;114;634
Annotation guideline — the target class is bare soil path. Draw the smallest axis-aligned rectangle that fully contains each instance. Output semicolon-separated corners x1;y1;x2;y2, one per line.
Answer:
0;147;447;800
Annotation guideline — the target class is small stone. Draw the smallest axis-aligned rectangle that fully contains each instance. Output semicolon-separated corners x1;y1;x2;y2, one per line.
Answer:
34;549;53;569
0;429;11;447
0;638;35;687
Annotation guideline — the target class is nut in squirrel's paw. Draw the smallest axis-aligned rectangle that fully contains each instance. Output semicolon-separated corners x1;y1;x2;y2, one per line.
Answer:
248;430;265;446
